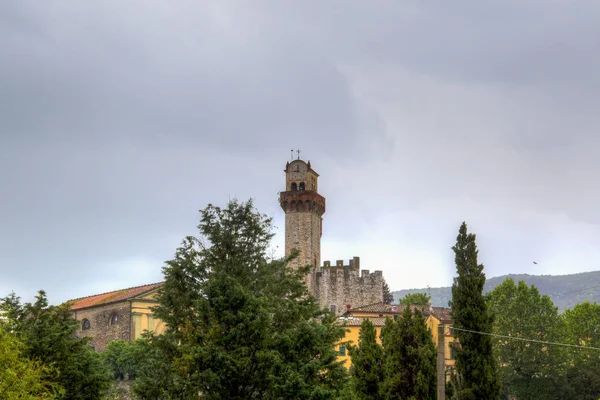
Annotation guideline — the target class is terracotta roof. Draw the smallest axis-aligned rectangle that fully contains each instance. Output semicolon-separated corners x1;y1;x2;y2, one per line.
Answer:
345;302;430;316
67;282;164;311
336;317;390;327
345;302;399;314
430;307;453;322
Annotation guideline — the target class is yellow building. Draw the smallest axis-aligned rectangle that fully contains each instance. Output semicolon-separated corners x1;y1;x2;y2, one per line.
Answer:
426;307;457;372
68;282;166;351
337;302;457;371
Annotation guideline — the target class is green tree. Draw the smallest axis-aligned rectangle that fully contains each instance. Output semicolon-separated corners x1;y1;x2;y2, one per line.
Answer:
398;292;431;307
1;291;111;400
382;282;394;304
142;199;348;399
348;319;384;399
101;338;150;381
380;307;436;400
0;324;62;399
486;279;567;400
563;302;600;400
448;222;500;400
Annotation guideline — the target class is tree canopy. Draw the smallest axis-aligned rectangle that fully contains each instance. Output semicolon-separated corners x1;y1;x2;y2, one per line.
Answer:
448;222;500;400
382;282;394;304
348;319;384;399
486;278;566;400
1;291;111;400
138;199;348;399
398;292;431;307
0;324;62;399
380;307;437;400
562;302;600;400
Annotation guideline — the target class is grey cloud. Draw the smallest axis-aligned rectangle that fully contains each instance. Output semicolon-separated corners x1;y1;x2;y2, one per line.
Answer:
2;0;600;302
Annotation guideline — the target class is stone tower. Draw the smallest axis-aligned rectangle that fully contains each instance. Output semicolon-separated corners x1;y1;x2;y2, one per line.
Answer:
279;159;325;291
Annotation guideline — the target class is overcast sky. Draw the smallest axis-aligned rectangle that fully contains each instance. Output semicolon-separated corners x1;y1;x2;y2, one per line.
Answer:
2;1;600;305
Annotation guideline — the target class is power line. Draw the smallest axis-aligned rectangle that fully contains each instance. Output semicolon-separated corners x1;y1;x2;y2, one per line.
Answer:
451;327;600;351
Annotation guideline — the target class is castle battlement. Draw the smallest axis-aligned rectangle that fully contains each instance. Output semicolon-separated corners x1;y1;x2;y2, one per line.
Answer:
322;256;360;271
314;265;385;314
281;158;386;314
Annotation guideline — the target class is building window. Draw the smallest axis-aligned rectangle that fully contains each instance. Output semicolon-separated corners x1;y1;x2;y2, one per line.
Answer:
291;182;297;191
82;319;91;331
451;347;457;360
110;313;119;326
299;182;305;191
339;345;346;356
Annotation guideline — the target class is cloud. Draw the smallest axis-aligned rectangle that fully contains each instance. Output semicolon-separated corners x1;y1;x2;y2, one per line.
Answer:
1;0;600;302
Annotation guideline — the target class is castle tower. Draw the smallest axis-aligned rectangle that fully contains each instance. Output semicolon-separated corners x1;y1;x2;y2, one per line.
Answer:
279;159;326;291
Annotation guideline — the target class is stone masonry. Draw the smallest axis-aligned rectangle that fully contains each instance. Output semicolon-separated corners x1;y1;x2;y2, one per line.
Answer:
72;301;131;351
280;159;325;290
279;158;385;313
314;257;384;314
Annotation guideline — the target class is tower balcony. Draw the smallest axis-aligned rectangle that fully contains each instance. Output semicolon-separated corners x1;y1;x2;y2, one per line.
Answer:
279;190;326;215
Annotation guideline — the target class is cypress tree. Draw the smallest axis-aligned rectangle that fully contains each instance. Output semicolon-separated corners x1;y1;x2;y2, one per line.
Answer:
448;222;500;400
349;319;384;399
380;307;436;400
382;282;394;305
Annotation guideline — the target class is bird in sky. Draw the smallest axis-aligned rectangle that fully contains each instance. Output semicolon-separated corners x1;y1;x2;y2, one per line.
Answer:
533;261;538;265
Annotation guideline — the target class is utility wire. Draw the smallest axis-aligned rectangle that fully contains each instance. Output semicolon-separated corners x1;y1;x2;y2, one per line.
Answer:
451;327;600;351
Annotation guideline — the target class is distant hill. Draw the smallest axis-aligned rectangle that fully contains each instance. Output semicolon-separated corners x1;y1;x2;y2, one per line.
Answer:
392;271;600;312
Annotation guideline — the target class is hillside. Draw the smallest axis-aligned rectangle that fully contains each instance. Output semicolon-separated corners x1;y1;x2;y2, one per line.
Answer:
392;271;600;312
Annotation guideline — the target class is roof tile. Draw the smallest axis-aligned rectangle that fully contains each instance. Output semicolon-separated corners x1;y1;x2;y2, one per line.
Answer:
67;282;164;311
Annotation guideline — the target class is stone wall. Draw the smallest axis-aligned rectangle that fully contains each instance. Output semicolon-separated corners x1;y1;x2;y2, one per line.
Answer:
73;301;131;351
314;258;384;314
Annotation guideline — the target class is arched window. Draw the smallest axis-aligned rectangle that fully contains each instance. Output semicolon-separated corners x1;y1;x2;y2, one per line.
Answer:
82;319;91;331
110;313;119;326
291;182;297;191
299;182;305;191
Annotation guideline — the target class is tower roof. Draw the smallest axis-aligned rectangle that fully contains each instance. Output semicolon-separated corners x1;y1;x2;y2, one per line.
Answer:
284;159;319;176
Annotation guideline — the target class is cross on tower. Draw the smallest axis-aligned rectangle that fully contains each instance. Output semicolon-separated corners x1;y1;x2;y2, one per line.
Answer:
296;149;301;160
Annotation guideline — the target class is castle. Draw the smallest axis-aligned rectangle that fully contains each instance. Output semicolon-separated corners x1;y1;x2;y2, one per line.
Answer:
69;157;387;350
279;158;386;313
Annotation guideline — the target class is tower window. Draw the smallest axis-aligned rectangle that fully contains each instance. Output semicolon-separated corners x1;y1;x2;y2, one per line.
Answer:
82;319;91;330
291;182;297;192
299;182;305;191
110;313;119;326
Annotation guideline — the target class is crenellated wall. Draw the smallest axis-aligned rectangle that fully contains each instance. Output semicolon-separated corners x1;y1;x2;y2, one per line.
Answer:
280;159;386;313
314;257;384;314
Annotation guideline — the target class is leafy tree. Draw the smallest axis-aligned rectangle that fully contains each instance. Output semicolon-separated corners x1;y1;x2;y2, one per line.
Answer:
102;340;129;380
486;279;567;400
448;222;500;400
348;319;384;399
1;291;111;400
141;199;348;399
562;302;600;400
380;306;436;400
382;282;394;304
398;292;431;307
101;338;151;381
0;324;62;399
